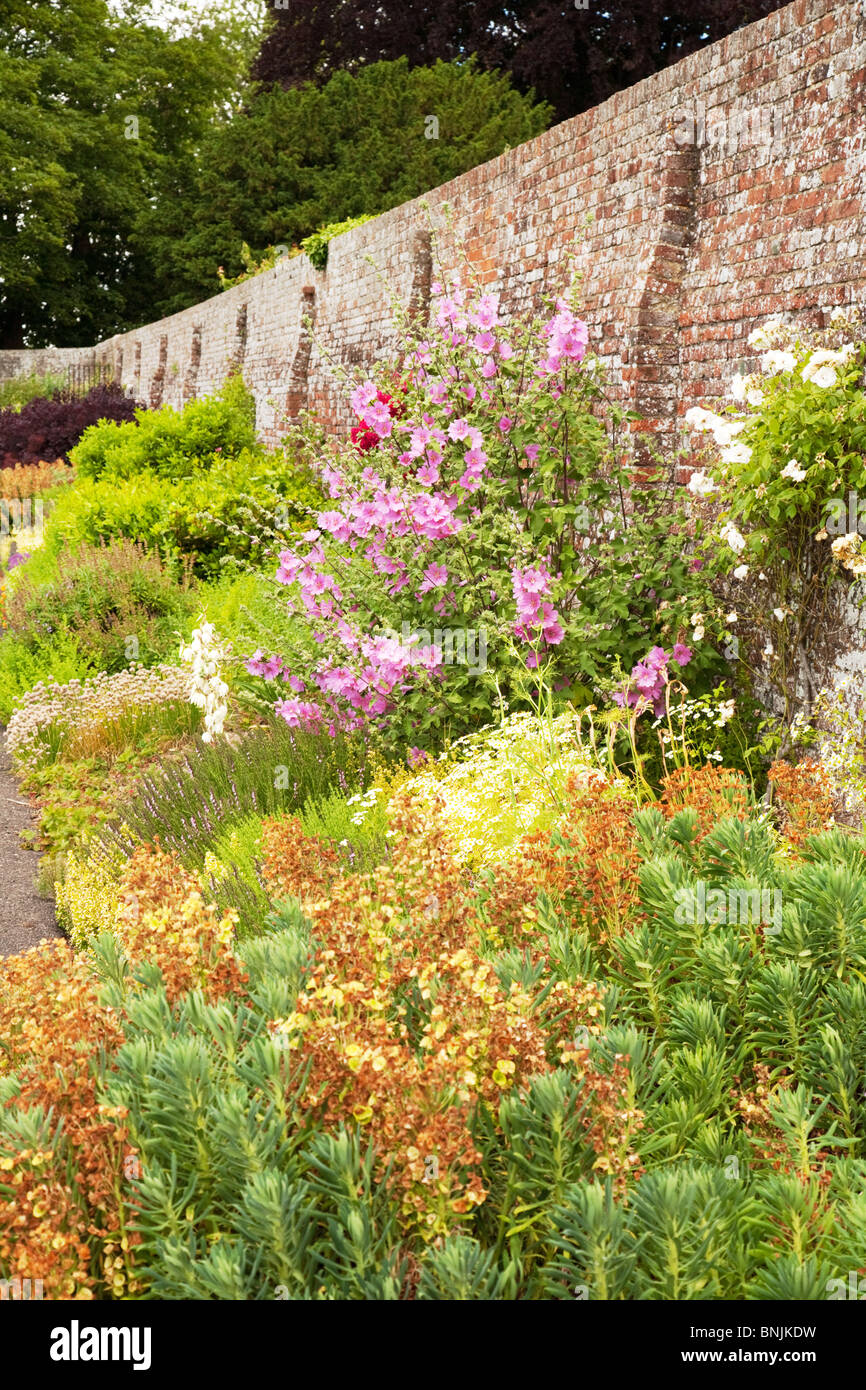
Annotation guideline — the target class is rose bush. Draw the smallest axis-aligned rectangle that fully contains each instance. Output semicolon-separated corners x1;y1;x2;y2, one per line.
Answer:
684;307;866;735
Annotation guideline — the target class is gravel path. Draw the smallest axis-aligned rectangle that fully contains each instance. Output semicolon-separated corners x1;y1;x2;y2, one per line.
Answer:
0;732;62;957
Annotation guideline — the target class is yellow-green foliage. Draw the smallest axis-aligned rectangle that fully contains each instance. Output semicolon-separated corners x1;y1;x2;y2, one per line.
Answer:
202;816;266;886
55;850;120;949
400;710;607;868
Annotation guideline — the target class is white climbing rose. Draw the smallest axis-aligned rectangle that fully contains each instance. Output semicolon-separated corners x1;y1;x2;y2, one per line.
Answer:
687;470;716;497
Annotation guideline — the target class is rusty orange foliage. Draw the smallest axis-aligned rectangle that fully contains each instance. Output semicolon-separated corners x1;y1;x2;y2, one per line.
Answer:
0;940;132;1299
260;813;341;906
267;791;640;1234
768;758;835;847
116;844;248;1004
0;848;248;1298
660;763;751;840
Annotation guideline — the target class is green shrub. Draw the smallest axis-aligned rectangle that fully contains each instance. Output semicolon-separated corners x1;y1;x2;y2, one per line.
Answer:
4;538;195;674
0;370;69;411
300;215;375;270
70;375;256;481
201;568;305;658
0;629;91;723
37;450;321;580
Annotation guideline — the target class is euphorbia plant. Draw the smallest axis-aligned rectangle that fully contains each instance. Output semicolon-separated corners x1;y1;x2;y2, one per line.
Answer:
249;255;721;744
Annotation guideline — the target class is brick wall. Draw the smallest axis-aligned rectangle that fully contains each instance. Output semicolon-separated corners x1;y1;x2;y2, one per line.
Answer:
2;0;863;452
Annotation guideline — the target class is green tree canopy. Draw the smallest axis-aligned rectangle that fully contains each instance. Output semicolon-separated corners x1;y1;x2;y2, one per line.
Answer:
143;58;551;317
0;0;257;347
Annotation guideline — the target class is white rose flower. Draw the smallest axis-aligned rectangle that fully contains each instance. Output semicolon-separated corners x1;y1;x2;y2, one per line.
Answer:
687;470;716;497
773;608;785;621
806;364;838;388
730;375;748;402
747;319;784;349
760;350;796;376
685;406;728;432
733;564;749;579
780;459;807;482
720;522;746;555
720;441;752;465
802;349;848;389
712;419;747;448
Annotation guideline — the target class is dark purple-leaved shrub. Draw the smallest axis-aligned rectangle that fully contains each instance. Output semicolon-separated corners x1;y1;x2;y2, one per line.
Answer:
0;383;144;467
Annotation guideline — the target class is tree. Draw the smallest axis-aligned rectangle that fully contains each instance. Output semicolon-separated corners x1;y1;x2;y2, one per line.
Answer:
0;0;257;347
253;0;788;124
142;58;551;316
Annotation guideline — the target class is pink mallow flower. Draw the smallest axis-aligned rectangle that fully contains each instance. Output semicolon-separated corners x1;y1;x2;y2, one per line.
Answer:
612;642;690;718
418;562;449;594
245;650;284;680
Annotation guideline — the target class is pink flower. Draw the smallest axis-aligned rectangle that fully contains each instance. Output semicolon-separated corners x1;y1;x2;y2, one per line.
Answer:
671;642;692;667
276;550;302;586
418;562;448;594
414;458;439;486
361;401;394;436
275;698;327;730
317;510;353;543
416;460;440;485
351;380;378;414
539;305;589;374
408;425;433;457
499;416;513;433
448;418;470;441
427;379;449;405
473;330;496;354
472;294;499;330
481;356;498;379
409;493;462;539
246;649;284;679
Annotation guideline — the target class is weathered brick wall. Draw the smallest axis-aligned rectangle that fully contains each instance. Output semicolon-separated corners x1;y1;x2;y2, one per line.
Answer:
2;0;863;450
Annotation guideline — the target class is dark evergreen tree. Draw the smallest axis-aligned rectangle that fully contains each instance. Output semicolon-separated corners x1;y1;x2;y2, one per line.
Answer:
253;0;788;123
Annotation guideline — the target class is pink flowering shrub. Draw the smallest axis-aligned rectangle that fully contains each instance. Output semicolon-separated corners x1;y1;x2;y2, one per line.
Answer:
614;643;693;717
249;262;721;743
